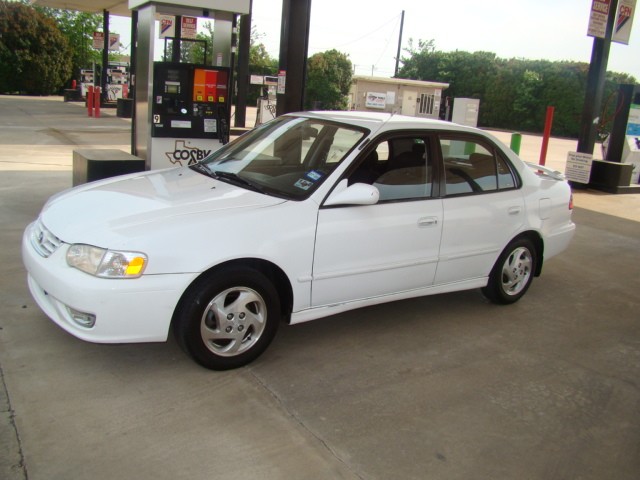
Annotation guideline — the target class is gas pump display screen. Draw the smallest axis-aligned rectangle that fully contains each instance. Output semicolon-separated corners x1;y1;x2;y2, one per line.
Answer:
193;68;229;104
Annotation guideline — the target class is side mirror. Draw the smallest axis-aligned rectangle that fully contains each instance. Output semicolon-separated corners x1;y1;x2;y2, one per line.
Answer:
324;180;380;206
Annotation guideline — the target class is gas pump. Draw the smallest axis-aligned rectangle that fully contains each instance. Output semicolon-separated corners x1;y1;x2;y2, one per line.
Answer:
150;62;231;169
80;68;94;98
106;63;129;101
603;84;640;186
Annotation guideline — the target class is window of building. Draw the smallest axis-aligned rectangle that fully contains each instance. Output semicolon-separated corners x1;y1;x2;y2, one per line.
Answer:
418;93;435;115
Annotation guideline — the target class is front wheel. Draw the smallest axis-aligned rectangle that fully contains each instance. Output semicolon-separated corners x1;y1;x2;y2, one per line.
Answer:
173;267;281;370
482;238;537;304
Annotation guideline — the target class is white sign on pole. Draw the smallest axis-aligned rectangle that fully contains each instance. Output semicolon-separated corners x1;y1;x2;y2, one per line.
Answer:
587;0;612;38
93;31;104;49
565;152;594;184
92;32;121;51
181;16;198;39
277;70;286;95
159;15;175;39
612;0;637;44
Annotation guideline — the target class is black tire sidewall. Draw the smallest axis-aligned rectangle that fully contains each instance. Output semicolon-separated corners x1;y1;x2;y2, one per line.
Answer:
174;267;281;370
484;238;537;305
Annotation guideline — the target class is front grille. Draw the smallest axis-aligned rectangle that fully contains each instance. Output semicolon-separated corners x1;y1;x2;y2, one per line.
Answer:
30;219;63;258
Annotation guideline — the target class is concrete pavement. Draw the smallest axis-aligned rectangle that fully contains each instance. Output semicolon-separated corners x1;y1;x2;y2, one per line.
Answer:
1;96;639;480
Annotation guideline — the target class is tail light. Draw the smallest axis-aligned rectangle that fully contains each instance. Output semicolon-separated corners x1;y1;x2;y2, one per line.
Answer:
569;193;574;210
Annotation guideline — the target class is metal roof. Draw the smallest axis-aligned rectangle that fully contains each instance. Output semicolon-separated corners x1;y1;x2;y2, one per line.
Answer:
353;75;449;90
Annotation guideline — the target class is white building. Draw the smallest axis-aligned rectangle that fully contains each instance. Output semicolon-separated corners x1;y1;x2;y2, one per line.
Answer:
349;76;449;119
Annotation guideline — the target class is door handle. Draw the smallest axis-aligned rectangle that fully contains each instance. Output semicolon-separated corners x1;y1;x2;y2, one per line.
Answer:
418;217;438;227
508;206;522;216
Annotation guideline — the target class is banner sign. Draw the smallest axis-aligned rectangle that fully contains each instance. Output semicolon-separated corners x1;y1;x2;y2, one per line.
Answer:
612;0;636;44
159;15;175;39
587;0;612;38
181;16;197;39
92;32;120;51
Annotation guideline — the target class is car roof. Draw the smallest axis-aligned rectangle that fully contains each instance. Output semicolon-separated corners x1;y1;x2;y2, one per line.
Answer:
286;110;477;134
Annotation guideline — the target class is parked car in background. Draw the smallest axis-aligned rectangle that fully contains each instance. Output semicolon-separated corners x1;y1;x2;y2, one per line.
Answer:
22;111;575;370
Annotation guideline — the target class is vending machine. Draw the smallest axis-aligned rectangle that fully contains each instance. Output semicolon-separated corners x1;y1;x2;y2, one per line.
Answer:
150;62;231;169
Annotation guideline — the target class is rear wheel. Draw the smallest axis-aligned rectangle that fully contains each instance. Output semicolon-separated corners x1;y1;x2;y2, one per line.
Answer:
482;238;536;304
173;267;280;370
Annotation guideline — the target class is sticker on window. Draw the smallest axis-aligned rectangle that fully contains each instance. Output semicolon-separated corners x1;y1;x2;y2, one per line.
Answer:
294;178;314;190
306;170;323;181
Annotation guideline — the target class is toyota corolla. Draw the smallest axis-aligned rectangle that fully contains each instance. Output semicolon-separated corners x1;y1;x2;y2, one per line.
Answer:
22;111;575;370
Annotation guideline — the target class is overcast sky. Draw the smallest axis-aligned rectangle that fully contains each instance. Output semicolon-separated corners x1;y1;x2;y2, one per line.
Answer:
111;0;640;80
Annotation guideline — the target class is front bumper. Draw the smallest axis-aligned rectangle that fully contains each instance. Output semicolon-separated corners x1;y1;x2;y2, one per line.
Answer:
22;222;194;343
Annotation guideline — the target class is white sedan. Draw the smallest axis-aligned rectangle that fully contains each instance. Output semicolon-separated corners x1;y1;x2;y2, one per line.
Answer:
22;111;575;370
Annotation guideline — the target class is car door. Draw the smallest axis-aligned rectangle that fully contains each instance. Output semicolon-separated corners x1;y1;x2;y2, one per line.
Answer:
311;135;443;307
434;134;525;285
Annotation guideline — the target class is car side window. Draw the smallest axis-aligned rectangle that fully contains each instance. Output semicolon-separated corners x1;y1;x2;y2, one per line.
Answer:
348;137;432;201
440;137;517;196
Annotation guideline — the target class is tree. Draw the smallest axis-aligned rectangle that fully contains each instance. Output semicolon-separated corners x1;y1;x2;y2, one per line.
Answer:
305;49;352;110
398;39;637;137
243;27;278;105
247;27;278;75
33;6;102;77
0;1;72;94
162;21;213;64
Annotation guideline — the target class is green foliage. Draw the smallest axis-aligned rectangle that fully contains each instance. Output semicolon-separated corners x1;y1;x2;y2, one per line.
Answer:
245;27;278;105
34;6;102;75
0;1;73;94
162;21;213;64
305;49;352;110
398;39;637;137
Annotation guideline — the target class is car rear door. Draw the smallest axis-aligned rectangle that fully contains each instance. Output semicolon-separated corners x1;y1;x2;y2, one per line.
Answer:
434;134;525;285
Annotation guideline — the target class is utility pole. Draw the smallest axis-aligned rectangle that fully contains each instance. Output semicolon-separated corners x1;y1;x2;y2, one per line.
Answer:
394;10;405;77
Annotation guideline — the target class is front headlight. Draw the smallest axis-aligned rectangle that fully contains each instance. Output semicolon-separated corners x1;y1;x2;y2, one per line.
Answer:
66;244;147;278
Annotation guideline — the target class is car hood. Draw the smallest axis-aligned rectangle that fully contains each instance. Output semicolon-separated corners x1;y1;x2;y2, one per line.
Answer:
41;167;286;244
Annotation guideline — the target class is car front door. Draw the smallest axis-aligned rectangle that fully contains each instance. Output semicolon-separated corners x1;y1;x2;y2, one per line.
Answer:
311;135;443;307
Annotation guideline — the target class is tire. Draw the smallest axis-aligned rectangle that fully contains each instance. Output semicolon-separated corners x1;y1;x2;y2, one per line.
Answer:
173;266;281;370
482;237;537;305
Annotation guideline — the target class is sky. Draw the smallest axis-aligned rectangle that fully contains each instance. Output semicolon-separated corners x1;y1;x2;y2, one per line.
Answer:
110;0;640;80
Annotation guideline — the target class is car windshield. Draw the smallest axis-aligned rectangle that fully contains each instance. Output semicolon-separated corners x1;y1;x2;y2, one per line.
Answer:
196;115;368;200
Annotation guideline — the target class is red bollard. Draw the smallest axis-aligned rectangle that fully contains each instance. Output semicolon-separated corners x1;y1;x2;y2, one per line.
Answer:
539;106;555;166
94;87;101;118
87;85;94;117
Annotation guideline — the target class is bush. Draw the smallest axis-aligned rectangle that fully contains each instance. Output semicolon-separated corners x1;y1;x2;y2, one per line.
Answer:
0;1;72;95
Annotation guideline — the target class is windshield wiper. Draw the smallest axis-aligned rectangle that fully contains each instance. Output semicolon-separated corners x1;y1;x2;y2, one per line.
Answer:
189;162;216;178
211;171;265;194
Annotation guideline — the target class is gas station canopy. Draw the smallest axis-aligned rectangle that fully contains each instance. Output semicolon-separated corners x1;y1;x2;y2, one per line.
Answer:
30;0;250;16
30;1;132;16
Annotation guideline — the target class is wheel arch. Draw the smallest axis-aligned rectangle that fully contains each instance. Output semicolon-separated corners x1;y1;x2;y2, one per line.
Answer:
171;258;294;328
